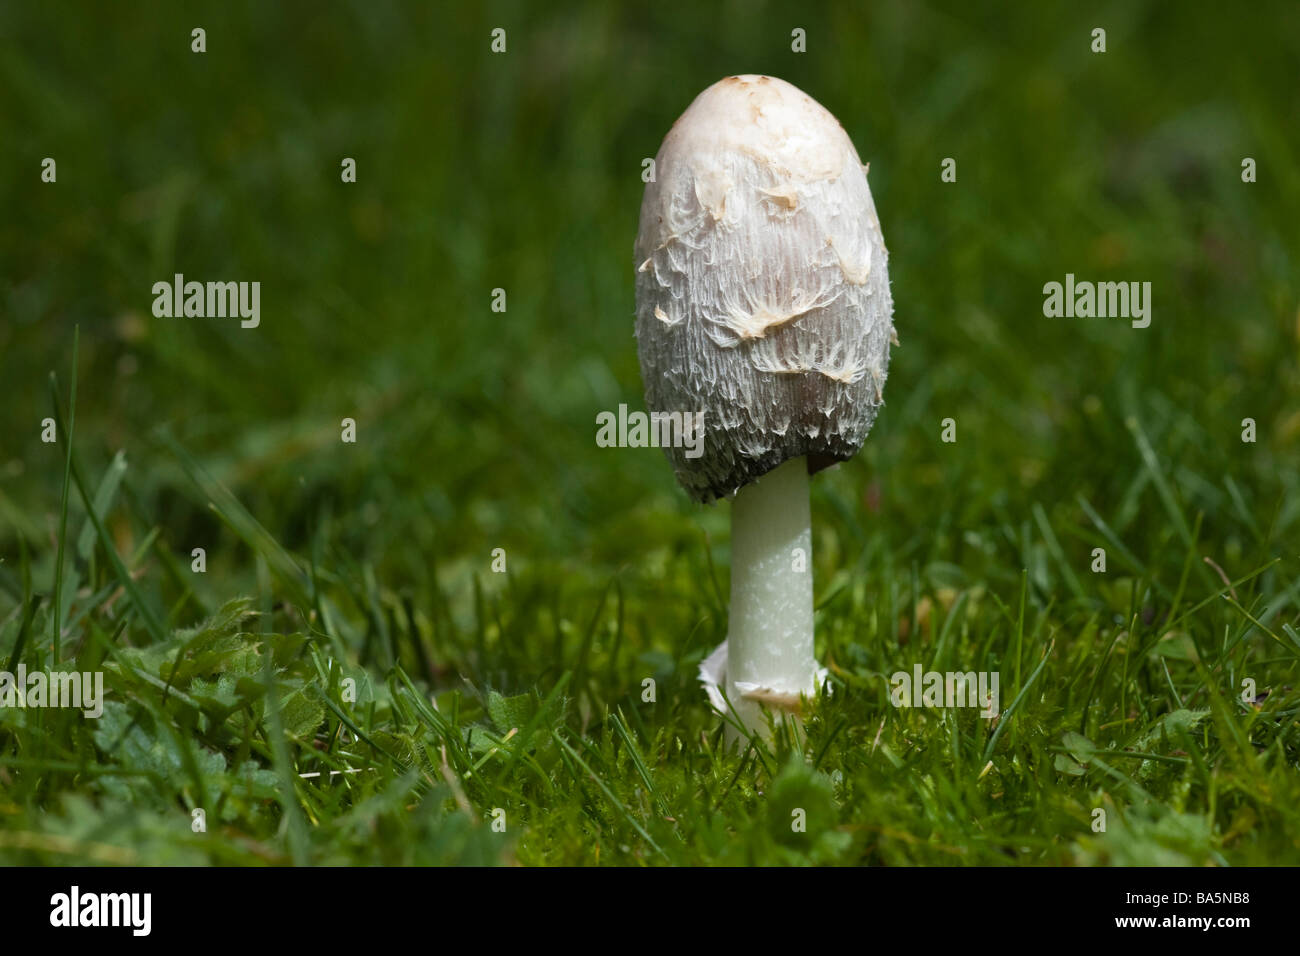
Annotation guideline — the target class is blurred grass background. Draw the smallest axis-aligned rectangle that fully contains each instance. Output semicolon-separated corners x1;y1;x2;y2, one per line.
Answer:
1;0;1298;865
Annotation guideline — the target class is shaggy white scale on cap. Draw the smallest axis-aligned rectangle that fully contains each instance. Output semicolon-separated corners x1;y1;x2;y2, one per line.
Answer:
634;75;895;737
634;74;894;504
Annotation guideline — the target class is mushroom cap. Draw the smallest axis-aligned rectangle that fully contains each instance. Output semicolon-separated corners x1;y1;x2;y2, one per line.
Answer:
634;74;894;503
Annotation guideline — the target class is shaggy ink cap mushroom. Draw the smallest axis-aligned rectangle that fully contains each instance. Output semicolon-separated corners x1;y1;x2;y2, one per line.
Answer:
633;75;895;736
634;74;894;504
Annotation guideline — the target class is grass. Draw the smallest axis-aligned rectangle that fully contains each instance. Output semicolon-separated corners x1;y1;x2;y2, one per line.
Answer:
1;0;1299;865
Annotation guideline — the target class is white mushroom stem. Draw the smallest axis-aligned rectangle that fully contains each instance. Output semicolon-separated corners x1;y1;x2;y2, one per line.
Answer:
726;456;819;735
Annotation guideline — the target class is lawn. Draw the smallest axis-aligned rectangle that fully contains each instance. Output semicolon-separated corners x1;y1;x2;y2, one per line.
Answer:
1;0;1298;866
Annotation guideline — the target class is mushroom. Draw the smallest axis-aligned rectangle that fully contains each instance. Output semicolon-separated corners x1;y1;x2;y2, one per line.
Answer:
634;75;894;737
